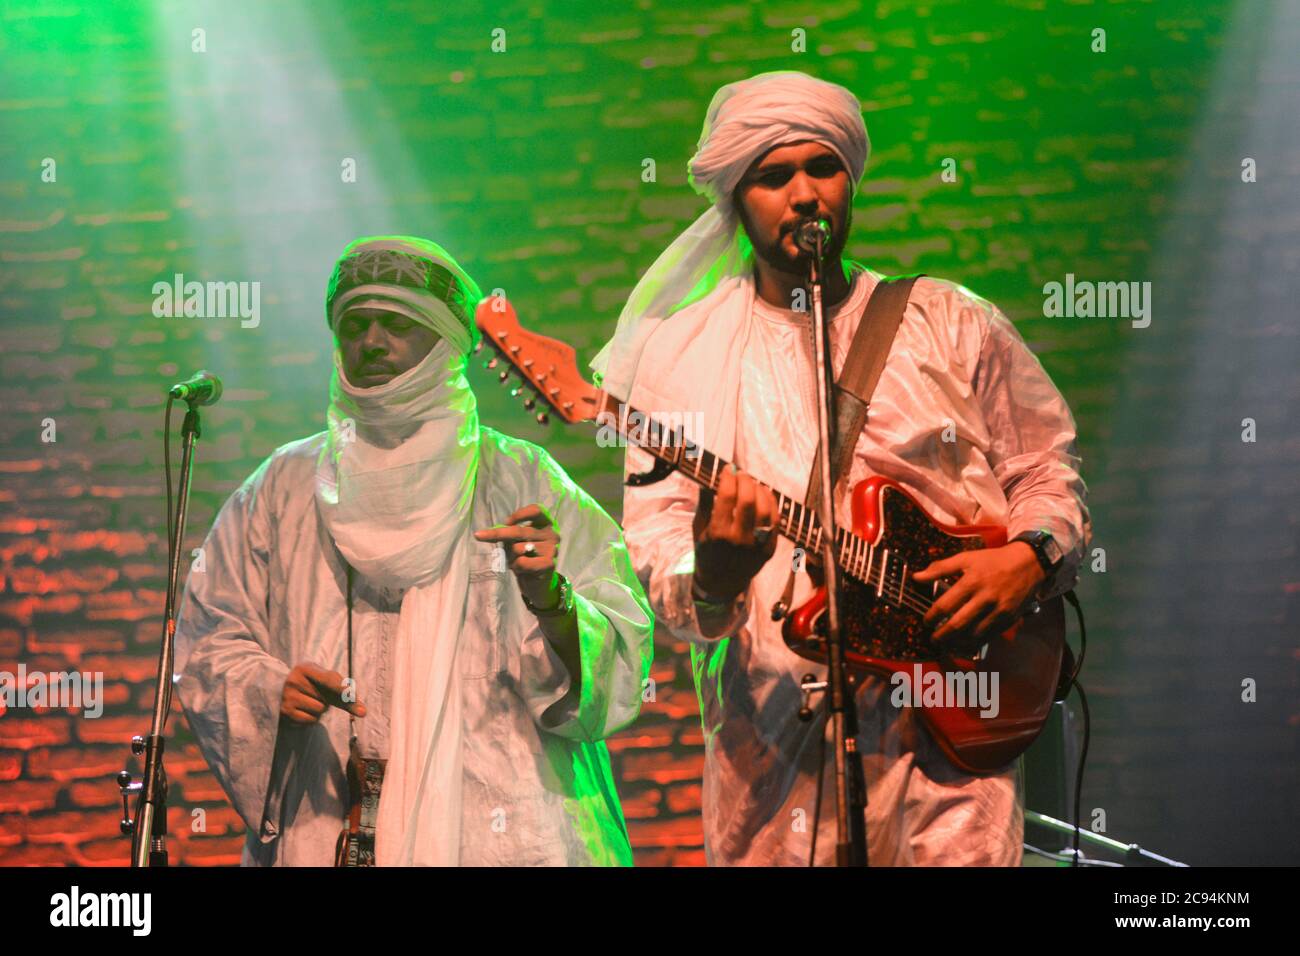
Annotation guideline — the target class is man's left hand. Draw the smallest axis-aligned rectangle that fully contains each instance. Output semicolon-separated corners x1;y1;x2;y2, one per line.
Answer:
473;504;562;610
912;542;1046;644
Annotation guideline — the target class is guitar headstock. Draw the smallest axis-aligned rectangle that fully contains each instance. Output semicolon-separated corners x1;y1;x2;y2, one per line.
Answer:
473;295;605;426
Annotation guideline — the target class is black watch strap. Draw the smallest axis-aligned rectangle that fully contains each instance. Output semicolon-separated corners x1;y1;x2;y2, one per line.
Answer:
522;574;573;618
1012;529;1061;576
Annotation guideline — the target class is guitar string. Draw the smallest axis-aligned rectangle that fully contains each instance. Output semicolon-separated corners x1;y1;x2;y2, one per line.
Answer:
660;440;940;617
486;344;952;628
666;442;938;615
490;364;945;618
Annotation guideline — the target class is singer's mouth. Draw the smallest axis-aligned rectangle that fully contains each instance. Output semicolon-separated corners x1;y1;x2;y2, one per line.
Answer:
784;215;830;234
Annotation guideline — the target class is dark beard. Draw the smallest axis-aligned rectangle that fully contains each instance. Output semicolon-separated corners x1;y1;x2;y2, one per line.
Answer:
748;210;852;278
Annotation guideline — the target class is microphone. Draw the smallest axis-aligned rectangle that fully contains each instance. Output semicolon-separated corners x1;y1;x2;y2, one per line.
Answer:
168;370;223;406
794;218;832;257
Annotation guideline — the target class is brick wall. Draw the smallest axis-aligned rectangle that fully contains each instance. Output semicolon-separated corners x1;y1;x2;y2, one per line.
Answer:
2;0;1296;866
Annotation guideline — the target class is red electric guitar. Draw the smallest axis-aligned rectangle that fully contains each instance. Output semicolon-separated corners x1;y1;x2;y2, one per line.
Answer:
476;297;1067;774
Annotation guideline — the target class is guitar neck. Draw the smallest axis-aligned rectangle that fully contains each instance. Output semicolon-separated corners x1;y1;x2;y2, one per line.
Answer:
597;393;856;566
471;296;894;599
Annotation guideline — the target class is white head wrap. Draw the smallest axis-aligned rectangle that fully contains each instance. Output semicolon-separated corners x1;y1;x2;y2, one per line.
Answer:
591;71;869;401
314;235;484;866
325;234;481;355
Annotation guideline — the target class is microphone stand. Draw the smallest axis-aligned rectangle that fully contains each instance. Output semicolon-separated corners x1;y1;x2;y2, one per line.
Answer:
805;230;869;867
122;397;203;866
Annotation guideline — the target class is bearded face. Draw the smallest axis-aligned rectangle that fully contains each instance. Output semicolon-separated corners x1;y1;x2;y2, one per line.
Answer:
733;140;853;282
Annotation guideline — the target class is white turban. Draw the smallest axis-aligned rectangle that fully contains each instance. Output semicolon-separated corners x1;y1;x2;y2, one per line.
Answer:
326;235;482;356
690;71;869;212
591;71;869;400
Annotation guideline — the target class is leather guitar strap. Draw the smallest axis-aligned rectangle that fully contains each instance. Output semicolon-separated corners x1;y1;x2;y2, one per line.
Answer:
773;273;923;616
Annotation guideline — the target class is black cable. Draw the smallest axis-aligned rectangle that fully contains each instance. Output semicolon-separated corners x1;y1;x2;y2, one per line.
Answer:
164;396;175;571
1063;589;1087;688
1062;590;1089;867
162;396;176;718
1072;680;1091;867
809;705;828;867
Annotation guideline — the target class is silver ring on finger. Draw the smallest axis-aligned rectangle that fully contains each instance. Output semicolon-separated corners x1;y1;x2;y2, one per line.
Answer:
753;525;774;548
523;542;537;556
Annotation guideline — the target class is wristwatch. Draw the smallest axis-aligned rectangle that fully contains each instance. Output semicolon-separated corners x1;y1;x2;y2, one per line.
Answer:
1011;529;1063;576
522;573;574;619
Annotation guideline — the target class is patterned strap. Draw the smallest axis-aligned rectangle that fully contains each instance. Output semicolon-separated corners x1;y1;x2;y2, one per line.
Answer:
336;735;386;867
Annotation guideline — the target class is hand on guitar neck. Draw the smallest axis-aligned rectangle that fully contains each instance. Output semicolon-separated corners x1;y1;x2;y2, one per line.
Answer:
691;464;779;612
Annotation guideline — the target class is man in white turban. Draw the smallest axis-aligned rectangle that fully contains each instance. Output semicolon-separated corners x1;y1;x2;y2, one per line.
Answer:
175;235;653;866
595;72;1090;865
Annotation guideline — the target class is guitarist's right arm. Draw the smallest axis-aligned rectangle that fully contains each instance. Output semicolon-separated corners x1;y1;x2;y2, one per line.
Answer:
622;446;777;641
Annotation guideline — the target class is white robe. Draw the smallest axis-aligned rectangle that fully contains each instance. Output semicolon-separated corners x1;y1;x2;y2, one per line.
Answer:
620;266;1091;866
174;427;654;865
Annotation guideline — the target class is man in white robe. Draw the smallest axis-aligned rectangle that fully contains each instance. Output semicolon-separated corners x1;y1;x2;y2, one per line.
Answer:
175;235;654;866
593;72;1091;866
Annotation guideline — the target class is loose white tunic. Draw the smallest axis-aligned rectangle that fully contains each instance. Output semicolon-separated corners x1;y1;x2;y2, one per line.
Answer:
175;428;654;866
621;266;1091;866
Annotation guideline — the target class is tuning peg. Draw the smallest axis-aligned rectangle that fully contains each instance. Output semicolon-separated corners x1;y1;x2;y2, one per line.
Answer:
509;385;525;398
535;411;549;426
484;357;499;370
498;370;510;383
523;395;536;410
474;340;484;354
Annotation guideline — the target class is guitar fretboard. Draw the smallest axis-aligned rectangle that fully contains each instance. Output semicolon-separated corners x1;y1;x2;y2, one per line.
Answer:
607;399;931;613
